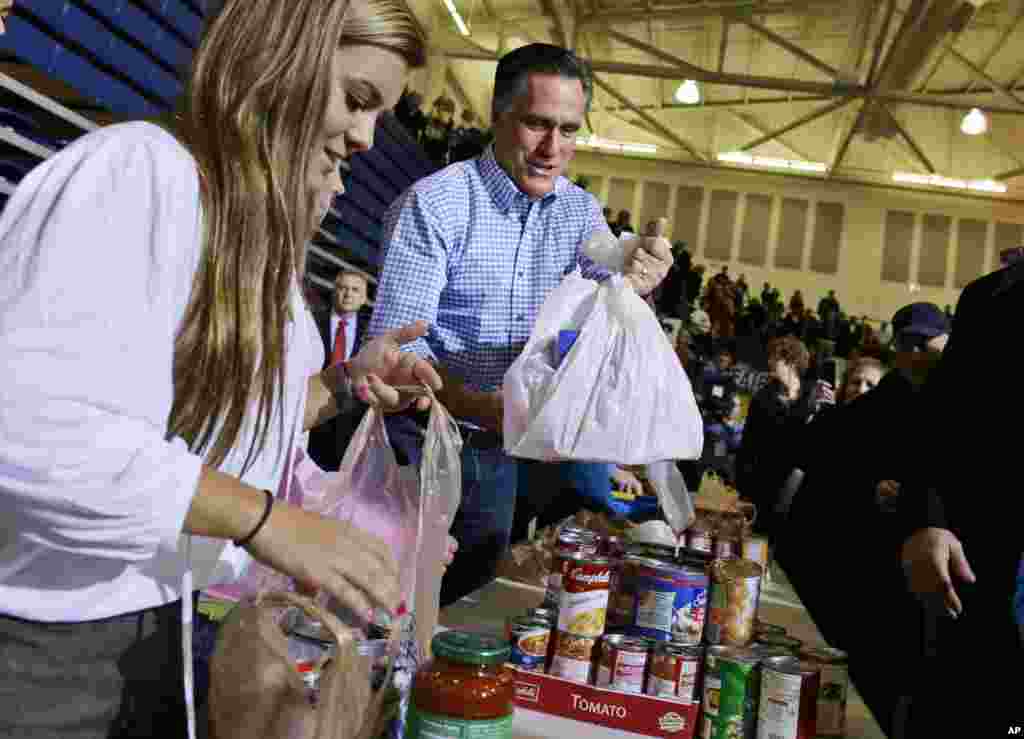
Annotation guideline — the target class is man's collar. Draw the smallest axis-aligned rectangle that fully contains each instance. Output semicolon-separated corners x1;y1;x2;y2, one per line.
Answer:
477;146;568;214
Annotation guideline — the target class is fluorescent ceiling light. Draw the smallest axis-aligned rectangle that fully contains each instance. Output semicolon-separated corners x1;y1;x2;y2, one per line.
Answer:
675;79;701;105
576;134;657;154
717;151;827;173
892;171;1007;193
442;0;470;36
960;107;988;136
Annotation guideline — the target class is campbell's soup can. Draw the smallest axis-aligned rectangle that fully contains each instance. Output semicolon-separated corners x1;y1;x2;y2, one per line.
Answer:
757;656;821;739
545;529;599;608
548;630;598;683
507;618;552;672
646;642;703;704
557;554;611;638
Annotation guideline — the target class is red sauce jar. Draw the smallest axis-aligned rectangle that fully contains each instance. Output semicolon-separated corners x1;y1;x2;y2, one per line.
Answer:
407;631;515;738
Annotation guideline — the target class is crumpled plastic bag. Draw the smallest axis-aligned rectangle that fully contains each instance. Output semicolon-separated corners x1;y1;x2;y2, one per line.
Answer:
502;229;701;533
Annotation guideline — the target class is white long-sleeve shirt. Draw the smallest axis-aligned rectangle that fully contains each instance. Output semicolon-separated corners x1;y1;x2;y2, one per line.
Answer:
0;122;320;621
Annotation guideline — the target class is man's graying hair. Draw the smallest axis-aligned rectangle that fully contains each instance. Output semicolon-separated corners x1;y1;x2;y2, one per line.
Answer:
492;43;593;120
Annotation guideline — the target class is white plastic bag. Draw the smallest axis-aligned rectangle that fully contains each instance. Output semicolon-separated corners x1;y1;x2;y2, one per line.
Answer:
502;231;702;532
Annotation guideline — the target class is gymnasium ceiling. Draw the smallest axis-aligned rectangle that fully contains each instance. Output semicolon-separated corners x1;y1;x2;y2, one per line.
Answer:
408;0;1024;200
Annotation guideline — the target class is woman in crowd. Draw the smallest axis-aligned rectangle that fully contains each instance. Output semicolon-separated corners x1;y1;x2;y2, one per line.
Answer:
735;335;814;537
0;1;436;735
838;356;885;405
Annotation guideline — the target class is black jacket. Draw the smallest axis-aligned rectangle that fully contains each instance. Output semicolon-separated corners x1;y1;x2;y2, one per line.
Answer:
307;307;371;471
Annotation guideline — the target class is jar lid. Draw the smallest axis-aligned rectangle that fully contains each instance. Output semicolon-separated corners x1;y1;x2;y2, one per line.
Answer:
432;630;511;666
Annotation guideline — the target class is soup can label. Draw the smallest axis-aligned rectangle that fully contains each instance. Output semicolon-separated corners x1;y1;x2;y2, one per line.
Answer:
508;620;551;672
549;631;597;683
609;641;649;694
622;559;708;643
758;667;802;739
647;644;703;703
557;557;611;637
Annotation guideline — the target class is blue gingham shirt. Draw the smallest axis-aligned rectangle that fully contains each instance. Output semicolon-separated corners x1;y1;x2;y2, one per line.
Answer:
368;147;611;391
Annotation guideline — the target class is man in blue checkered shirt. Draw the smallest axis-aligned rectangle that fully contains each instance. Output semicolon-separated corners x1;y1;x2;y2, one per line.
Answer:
369;43;673;605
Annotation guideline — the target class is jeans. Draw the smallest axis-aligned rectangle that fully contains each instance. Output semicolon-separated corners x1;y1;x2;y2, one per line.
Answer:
440;445;519;606
384;414;520;608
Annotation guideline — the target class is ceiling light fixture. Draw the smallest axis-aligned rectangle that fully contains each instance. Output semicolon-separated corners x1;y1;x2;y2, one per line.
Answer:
675;79;701;105
892;171;1006;193
960;107;988;136
717;151;827;173
441;0;470;36
576;134;658;154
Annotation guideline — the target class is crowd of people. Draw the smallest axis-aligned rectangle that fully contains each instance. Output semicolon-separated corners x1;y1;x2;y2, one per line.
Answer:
394;89;490;167
0;2;1019;737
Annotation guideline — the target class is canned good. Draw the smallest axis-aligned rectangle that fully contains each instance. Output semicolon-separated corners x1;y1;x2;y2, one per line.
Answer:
286;612;335;705
598;635;650;694
705;648;761;739
800;646;849;737
599;534;627;559
706;559;763;646
626;542;680;562
741;536;770;574
508;618;552;672
546;529;599;607
755;633;803;654
646;642;703;704
749;644;794;661
557;555;611;637
548;630;598;683
757;656;821;739
701;645;732;734
687;526;713;554
754;621;787;640
713;537;737;560
619;555;709;643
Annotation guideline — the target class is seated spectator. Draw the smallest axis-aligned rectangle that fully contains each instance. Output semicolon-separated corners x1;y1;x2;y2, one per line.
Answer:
736;335;814;537
611;209;634;237
394;89;427;140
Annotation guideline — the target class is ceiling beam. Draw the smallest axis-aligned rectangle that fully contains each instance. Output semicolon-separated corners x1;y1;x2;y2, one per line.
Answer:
718;17;730;73
866;0;896;87
728;110;813;160
733;16;839;79
995;165;1024;182
538;0;568;47
603;28;706;77
739;96;856;151
963;5;1024;95
838;0;878;85
884;106;934;173
829;101;866;175
577;0;838;29
944;43;1024;111
593;76;706;160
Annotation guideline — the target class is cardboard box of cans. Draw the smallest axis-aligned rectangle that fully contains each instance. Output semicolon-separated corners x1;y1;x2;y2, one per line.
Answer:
503;524;850;739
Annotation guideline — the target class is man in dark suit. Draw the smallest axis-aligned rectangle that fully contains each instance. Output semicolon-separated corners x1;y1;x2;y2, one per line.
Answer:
308;270;372;470
898;269;1023;736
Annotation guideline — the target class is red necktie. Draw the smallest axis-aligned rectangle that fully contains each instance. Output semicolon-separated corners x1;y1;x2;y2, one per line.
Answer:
331;318;347;365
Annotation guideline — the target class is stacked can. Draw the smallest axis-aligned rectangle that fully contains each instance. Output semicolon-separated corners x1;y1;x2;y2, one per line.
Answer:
595;634;650;694
545;527;599;609
706;559;763;646
506;616;553;673
756;656;821;739
645;642;704;704
799;646;849;737
548;553;611;683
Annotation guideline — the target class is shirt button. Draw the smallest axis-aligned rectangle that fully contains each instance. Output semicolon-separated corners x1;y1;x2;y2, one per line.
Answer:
517;314;525;321
518;271;525;278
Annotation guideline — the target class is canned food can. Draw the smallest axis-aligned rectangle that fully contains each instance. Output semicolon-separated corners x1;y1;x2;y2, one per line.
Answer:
286;614;335;706
646;642;703;703
546;530;599;607
706;559;763;646
508;618;552;672
700;645;732;735
755;633;803;654
619;555;709;644
709;648;761;739
557;555;611;637
548;630;598;683
713;537;737;560
599;635;650;694
526;607;558;625
599;534;627;559
757;656;821;739
800;646;849;737
742;536;770;573
596;634;628;687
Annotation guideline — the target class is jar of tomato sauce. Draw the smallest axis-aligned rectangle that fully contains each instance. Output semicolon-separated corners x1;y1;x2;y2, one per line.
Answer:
406;631;514;738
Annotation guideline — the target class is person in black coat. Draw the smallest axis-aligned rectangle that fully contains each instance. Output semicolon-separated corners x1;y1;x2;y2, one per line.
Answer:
898;275;1024;736
656;242;690;318
308;270;372;471
778;303;950;736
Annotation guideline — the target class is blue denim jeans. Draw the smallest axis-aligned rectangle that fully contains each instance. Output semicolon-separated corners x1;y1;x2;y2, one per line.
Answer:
384;414;519;607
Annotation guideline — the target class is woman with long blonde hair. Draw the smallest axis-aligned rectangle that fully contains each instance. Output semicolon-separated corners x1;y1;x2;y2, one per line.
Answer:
0;1;434;734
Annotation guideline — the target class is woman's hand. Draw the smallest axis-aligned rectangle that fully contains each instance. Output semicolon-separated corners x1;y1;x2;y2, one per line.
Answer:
348;321;442;412
612;467;644;497
245;504;400;619
813;380;836;410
